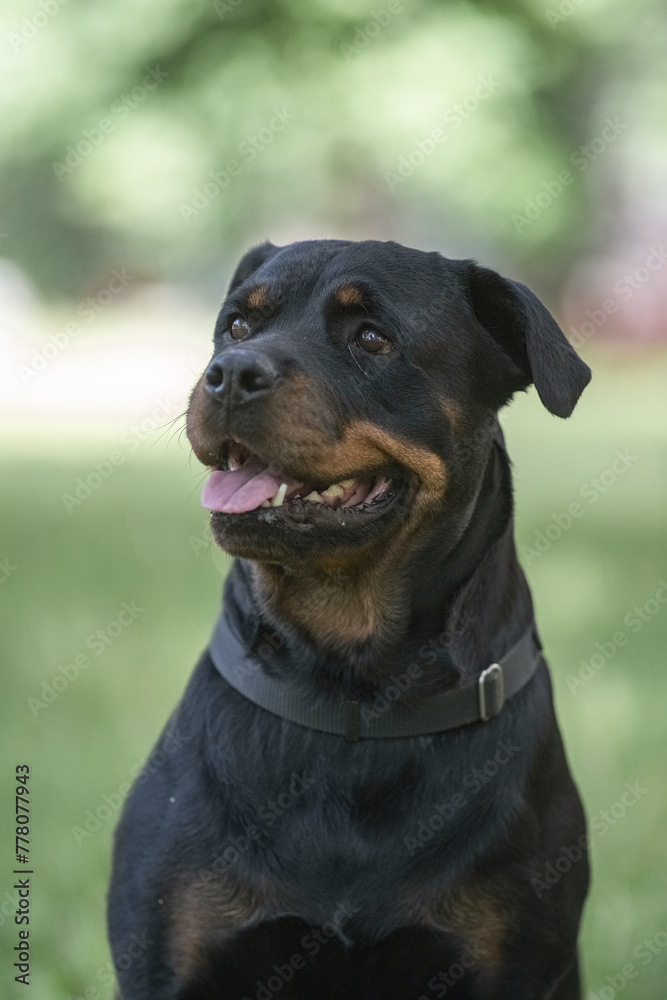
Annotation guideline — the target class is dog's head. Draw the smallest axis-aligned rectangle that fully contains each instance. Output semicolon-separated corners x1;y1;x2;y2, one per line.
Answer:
187;239;590;567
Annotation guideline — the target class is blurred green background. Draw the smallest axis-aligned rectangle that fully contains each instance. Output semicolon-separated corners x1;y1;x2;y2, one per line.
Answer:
1;0;666;997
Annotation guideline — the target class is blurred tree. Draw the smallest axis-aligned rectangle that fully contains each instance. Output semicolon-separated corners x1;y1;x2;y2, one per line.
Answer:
0;0;664;300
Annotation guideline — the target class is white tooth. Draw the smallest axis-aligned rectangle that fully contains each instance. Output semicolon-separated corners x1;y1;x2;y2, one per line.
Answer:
321;483;344;499
271;483;288;507
304;491;324;503
260;500;271;507
337;478;355;489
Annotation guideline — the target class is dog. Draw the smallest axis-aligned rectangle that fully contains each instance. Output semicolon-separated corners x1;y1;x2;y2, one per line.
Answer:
108;239;591;999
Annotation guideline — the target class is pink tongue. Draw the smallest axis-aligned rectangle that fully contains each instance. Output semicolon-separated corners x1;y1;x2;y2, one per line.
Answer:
202;459;302;513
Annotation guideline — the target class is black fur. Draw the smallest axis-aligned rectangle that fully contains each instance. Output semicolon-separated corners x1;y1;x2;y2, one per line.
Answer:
108;240;590;999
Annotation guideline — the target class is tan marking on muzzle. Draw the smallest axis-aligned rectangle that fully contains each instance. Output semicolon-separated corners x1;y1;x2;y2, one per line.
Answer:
187;369;446;502
185;374;220;466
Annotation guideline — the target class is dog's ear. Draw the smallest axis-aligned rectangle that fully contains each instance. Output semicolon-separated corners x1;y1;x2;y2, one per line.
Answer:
227;241;280;294
464;262;591;418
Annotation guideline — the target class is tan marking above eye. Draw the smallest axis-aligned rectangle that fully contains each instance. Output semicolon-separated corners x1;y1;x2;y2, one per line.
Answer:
245;286;268;310
333;285;364;307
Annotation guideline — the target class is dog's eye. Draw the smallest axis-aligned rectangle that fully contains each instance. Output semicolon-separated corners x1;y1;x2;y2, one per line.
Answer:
230;317;250;340
356;328;392;355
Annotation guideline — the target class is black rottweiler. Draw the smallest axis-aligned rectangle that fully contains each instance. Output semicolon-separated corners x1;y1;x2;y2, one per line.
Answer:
108;240;591;999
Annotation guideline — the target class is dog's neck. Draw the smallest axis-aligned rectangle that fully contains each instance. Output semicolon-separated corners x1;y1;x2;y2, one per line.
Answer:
237;436;533;690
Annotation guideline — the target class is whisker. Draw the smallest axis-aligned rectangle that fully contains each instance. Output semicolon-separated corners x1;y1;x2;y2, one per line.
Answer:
348;343;370;378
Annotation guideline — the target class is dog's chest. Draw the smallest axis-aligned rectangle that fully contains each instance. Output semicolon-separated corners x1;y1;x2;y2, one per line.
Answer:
211;734;521;936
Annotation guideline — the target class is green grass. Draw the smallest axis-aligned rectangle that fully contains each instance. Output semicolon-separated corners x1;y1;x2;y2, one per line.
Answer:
2;349;666;998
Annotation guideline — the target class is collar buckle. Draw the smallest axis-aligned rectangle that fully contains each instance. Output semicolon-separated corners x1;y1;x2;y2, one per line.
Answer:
478;663;505;722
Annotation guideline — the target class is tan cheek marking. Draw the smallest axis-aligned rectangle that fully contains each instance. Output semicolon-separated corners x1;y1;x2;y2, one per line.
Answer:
267;378;446;497
304;420;447;502
333;284;363;307
169;877;259;979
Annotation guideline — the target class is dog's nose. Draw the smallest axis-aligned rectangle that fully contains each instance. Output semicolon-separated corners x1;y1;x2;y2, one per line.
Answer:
204;350;280;404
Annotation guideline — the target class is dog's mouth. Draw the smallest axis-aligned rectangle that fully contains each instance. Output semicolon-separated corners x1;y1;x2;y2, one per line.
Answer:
201;440;403;519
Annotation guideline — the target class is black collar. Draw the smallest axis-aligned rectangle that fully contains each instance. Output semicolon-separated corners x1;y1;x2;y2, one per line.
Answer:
207;605;544;742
